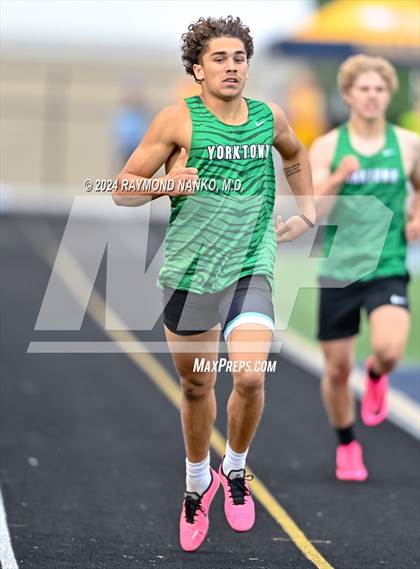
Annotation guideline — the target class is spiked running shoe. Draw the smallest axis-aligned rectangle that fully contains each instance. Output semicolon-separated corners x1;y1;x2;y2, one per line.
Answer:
361;357;389;426
336;441;368;481
179;467;219;552
219;463;255;531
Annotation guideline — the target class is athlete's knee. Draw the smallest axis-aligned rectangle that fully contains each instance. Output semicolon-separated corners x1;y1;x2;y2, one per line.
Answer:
325;358;352;385
233;370;265;397
372;345;402;372
180;372;215;401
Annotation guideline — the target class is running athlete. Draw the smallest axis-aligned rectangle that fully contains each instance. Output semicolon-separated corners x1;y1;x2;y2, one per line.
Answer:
113;16;315;551
310;55;420;482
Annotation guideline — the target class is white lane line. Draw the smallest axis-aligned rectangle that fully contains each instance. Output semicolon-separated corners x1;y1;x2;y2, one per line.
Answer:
0;486;19;569
277;323;420;440
21;222;335;568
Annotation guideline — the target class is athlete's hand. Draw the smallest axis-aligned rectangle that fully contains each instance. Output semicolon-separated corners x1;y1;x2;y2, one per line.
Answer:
276;215;313;243
163;147;198;196
405;216;420;242
336;155;360;182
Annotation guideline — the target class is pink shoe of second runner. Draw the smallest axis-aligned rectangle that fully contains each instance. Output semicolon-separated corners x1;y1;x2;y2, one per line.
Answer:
336;441;368;481
218;463;255;532
361;357;389;426
179;467;219;552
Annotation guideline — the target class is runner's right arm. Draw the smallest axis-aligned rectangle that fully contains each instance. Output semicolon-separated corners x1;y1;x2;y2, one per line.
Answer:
309;130;359;219
112;106;197;206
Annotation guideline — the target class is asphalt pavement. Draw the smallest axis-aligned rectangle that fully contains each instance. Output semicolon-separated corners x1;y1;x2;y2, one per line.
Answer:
1;214;419;569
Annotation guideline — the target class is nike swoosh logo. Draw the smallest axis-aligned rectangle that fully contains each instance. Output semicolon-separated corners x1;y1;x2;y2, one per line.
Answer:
382;149;394;157
390;294;407;305
255;120;265;127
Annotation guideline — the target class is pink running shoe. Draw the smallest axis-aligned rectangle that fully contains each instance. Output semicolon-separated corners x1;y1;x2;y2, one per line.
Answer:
179;467;219;552
336;441;368;481
361;357;389;426
218;463;255;532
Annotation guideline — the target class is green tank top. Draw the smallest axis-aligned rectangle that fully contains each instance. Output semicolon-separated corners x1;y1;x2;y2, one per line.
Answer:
319;123;408;282
157;95;276;293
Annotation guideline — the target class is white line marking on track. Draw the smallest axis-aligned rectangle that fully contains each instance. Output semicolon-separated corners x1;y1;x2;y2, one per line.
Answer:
276;324;420;440
0;486;19;569
22;220;335;568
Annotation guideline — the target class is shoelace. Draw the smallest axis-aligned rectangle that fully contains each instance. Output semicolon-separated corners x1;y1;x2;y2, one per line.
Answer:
228;474;254;505
184;494;205;524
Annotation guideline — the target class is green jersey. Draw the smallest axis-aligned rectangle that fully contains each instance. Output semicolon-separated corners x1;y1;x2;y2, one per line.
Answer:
320;123;408;282
157;96;276;293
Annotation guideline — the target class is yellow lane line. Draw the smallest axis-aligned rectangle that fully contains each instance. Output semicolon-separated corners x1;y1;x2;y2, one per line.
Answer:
27;223;334;569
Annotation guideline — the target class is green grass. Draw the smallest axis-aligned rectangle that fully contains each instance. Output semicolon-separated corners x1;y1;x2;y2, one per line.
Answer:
273;254;419;364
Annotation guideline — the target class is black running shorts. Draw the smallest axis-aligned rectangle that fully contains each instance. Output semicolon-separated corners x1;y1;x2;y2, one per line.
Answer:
318;275;410;341
162;275;275;340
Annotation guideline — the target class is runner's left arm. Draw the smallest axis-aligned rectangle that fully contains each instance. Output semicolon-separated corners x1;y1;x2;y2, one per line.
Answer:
268;102;316;243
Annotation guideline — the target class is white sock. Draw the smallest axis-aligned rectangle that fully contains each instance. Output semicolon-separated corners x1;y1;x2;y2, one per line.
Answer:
185;453;211;496
222;442;248;477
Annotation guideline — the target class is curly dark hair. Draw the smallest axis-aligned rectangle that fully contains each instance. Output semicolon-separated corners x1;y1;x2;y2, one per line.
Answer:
181;16;254;82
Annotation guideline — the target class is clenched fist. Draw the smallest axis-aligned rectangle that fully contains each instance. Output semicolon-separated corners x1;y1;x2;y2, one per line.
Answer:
163;147;198;196
336;155;360;183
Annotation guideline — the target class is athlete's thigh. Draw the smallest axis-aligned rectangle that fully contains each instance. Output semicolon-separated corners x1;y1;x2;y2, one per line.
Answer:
365;276;410;353
220;275;274;366
162;286;219;336
226;324;273;369
369;305;410;354
321;336;356;370
164;324;221;382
